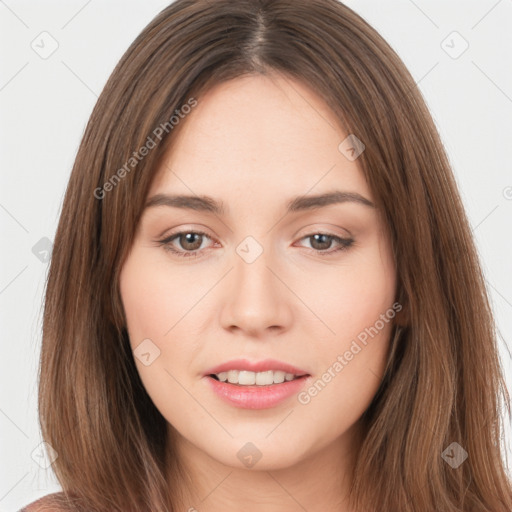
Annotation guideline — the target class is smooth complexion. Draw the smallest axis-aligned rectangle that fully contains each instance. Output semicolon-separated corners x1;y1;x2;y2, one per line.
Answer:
119;72;397;512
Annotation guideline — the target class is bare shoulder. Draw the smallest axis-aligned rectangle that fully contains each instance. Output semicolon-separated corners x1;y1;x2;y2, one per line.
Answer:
19;492;69;512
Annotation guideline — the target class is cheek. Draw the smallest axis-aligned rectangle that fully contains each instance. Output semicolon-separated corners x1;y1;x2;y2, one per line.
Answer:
119;251;191;343
119;251;199;416
292;299;395;448
335;266;395;341
302;245;396;346
297;239;396;408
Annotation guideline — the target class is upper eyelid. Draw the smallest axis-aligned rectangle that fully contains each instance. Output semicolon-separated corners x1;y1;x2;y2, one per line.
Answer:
159;230;352;249
159;222;352;240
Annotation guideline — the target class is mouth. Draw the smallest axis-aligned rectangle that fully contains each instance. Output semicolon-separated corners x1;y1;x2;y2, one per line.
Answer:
203;358;310;385
202;359;311;409
207;370;309;386
204;372;311;410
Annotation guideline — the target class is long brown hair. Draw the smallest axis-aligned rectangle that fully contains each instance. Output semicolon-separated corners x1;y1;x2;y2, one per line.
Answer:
38;0;512;510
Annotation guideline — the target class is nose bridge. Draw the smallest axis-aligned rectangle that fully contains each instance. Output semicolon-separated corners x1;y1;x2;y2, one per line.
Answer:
219;234;292;334
236;238;273;291
233;235;278;307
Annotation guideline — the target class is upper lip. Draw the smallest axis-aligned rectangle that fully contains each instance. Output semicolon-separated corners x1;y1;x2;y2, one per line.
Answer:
203;358;309;377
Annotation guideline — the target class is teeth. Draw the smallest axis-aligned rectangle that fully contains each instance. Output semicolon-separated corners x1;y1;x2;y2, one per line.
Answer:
215;370;300;386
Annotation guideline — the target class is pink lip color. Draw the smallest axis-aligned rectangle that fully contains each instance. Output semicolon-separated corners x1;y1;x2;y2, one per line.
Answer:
203;358;309;377
203;375;311;409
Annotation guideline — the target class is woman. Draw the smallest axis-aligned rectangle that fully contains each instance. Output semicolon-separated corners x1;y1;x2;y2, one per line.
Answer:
20;0;512;510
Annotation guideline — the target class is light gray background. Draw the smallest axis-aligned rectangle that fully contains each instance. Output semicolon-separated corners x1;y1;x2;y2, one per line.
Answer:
1;0;511;510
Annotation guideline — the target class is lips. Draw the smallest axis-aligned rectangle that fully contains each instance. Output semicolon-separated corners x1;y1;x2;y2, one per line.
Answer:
203;358;309;377
204;373;311;409
202;359;311;409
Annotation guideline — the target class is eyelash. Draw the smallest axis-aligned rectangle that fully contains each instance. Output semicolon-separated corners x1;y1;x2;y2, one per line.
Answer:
156;230;354;259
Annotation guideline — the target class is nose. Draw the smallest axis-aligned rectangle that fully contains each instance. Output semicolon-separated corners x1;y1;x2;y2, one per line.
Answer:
219;244;293;337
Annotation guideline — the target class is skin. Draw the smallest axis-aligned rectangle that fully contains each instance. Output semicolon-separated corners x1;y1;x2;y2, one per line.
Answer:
119;72;397;512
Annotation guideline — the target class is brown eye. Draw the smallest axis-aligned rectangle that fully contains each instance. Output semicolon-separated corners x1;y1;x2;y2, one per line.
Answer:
175;232;204;251
298;233;354;256
158;230;214;259
309;234;335;251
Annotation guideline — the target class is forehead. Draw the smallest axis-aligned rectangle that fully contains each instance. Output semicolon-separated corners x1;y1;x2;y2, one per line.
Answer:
149;73;372;206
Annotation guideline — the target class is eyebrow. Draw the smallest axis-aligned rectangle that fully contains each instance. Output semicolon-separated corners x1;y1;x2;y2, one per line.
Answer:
144;190;375;216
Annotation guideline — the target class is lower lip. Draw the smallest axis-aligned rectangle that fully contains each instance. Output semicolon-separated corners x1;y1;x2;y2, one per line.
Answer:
203;375;311;409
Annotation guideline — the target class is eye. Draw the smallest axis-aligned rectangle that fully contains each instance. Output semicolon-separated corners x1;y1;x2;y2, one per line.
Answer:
156;230;354;259
157;230;214;259
295;232;354;256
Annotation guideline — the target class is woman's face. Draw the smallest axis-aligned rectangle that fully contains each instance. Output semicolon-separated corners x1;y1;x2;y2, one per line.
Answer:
119;73;397;472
